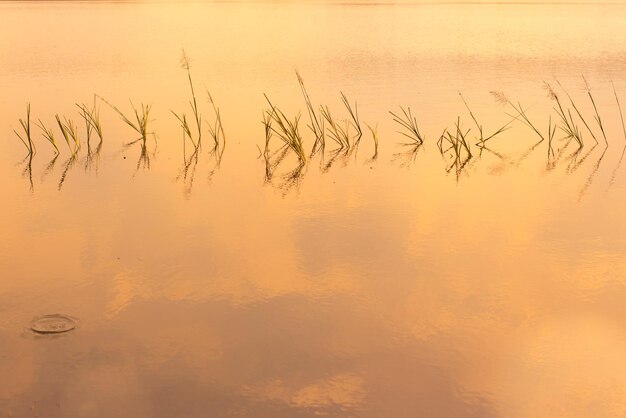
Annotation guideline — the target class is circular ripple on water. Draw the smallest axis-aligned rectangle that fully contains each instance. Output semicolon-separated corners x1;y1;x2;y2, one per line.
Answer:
30;314;77;334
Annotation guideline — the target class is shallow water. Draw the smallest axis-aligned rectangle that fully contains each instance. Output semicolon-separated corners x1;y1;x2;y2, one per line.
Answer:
1;1;626;417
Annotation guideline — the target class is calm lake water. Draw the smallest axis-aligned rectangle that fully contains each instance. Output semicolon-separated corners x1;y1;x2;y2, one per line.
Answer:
1;1;626;417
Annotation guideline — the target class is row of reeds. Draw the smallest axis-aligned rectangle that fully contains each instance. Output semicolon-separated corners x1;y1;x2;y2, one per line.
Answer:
13;73;626;183
262;71;377;182
260;74;625;180
12;96;152;154
14;98;104;156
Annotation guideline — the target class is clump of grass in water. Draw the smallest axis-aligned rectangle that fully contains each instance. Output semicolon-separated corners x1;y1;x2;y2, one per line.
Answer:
261;110;306;189
14;103;36;155
390;106;424;145
313;91;363;160
543;83;583;147
206;89;225;149
55;115;80;154
440;118;473;180
76;97;104;145
439;118;472;160
99;96;152;144
320;105;351;150
263;94;307;164
34;119;60;154
551;79;597;146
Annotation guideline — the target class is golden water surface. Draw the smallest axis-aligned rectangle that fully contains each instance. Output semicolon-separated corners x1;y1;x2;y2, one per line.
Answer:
1;1;626;417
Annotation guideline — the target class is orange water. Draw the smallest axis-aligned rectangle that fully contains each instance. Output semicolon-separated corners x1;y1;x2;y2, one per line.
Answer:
1;2;626;417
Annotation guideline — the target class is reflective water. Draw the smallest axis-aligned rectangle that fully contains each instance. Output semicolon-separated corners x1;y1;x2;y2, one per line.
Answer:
1;1;626;417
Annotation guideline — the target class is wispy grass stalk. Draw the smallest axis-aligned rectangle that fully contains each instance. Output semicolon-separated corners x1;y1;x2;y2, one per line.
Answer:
341;91;362;142
613;80;626;142
180;50;202;143
78;106;93;147
459;92;511;146
296;70;324;147
582;76;608;146
491;91;545;142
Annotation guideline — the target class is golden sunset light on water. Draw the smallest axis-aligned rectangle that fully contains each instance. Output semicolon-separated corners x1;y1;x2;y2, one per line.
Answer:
1;0;626;417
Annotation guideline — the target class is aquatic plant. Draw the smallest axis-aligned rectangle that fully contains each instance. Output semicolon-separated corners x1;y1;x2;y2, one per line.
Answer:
436;117;473;179
320;105;351;150
34;119;60;154
14;103;35;155
547;114;557;159
341;91;362;143
100;97;152;144
80;107;93;146
543;83;583;147
206;89;225;149
491;91;545;142
459;93;511;146
55;115;80;154
613;81;626;142
550;79;597;145
263;94;307;163
178;50;202;143
608;81;626;188
172;111;194;145
296;70;324;148
55;114;74;154
77;97;103;144
582;77;608;145
390;106;424;145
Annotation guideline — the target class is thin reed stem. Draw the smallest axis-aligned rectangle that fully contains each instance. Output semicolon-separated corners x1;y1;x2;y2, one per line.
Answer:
14;103;35;155
613;80;626;142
